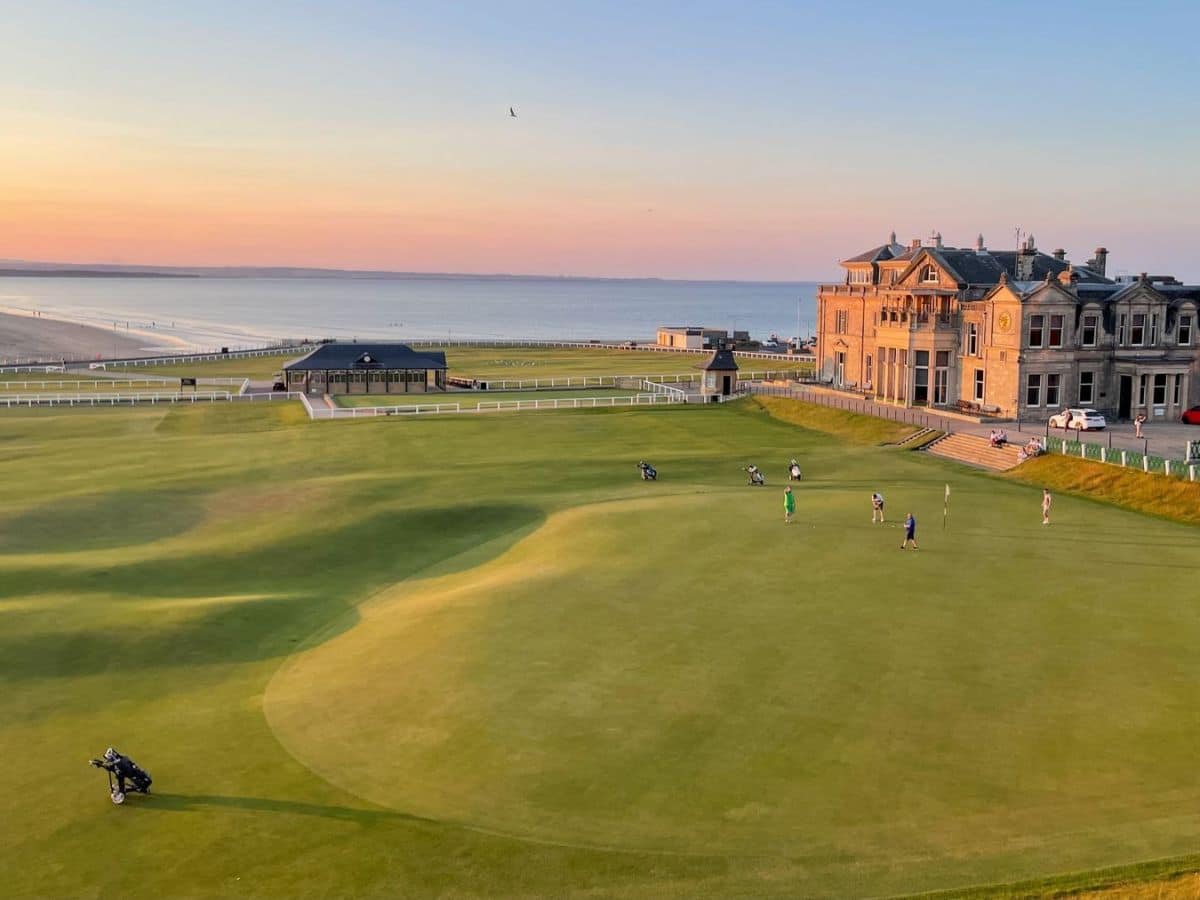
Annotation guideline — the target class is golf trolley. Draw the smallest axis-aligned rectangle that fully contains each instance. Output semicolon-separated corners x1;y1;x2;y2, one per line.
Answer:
89;750;152;805
787;460;802;481
638;461;658;481
745;465;765;486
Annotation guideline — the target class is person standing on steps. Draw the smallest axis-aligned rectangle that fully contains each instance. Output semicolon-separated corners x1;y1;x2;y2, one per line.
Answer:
1134;413;1146;439
900;512;918;549
1042;488;1053;525
783;485;795;525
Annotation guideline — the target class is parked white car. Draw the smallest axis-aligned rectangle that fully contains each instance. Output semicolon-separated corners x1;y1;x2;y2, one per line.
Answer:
1048;408;1107;431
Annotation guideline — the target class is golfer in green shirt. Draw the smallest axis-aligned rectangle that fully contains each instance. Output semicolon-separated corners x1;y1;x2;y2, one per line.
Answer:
783;485;795;524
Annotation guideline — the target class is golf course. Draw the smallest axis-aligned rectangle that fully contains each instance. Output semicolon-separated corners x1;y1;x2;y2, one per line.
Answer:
3;397;1200;898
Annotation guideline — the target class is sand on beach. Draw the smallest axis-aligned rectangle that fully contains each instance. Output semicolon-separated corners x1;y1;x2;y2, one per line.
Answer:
0;312;162;363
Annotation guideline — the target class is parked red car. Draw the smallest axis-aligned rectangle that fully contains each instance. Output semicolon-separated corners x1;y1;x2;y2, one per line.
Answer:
1182;406;1200;425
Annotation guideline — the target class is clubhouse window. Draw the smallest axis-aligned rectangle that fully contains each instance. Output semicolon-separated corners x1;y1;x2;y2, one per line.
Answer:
973;368;985;402
1150;313;1159;345
1048;314;1064;347
1045;373;1061;407
835;309;848;334
1138;375;1147;406
1174;374;1182;405
1153;373;1167;406
1118;313;1128;345
865;354;873;387
849;269;871;284
1028;314;1044;348
1179;314;1193;346
1078;371;1095;404
913;350;929;404
966;322;978;356
921;264;938;283
1131;313;1145;345
1026;373;1042;407
1081;314;1099;347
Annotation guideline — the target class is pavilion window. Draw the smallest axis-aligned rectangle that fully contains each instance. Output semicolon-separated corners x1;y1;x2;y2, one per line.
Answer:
1028;315;1044;348
1048;314;1064;347
1131;313;1145;345
1026;373;1042;407
1081;314;1098;347
1078;371;1095;404
1045;373;1061;407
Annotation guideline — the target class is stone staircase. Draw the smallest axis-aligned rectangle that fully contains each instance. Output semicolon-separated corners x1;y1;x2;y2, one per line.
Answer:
924;432;1023;471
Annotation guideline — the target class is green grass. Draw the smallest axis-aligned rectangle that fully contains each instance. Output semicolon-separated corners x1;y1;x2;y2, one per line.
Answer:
749;393;921;444
333;387;641;408
1;399;1199;898
110;345;811;381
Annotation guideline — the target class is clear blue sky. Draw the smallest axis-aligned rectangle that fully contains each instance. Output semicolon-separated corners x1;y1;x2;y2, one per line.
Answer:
1;1;1197;279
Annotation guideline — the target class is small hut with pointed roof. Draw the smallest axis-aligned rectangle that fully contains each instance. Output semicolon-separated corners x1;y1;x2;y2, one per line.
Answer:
698;341;739;399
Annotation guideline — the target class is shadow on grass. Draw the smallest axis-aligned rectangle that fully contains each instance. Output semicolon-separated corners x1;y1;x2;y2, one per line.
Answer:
0;503;545;681
137;792;427;825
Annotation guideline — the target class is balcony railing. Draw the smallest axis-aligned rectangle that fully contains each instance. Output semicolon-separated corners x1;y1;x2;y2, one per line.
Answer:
877;311;960;330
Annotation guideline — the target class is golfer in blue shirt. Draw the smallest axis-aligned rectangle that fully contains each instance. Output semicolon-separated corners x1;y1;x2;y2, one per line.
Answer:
900;512;918;550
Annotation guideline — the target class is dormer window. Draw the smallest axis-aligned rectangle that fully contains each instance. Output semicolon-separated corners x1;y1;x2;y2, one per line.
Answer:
920;265;938;283
848;269;871;284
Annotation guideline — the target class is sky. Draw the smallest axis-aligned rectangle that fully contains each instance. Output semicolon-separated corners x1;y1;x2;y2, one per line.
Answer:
1;1;1198;280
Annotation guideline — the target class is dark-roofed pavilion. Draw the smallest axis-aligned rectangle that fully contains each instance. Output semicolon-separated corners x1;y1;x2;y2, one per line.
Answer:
283;342;448;395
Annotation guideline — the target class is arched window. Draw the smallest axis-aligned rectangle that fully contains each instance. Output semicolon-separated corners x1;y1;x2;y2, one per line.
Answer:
921;265;938;283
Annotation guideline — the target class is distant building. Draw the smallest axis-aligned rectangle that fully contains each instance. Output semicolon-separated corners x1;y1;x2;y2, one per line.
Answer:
656;326;728;350
283;342;448;395
816;232;1199;420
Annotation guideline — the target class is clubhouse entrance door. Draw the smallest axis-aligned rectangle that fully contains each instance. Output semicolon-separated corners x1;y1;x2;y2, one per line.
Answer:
1118;375;1133;419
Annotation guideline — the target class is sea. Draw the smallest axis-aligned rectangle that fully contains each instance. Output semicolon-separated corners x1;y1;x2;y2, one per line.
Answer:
0;275;820;353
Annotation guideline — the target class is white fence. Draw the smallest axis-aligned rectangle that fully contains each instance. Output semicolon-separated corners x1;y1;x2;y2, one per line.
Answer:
0;379;174;390
300;392;683;419
642;379;689;399
0;391;233;408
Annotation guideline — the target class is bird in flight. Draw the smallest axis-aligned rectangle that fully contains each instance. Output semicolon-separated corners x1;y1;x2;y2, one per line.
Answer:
509;107;517;118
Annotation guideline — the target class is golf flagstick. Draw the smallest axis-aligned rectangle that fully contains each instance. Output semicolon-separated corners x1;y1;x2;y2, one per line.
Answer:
943;483;950;530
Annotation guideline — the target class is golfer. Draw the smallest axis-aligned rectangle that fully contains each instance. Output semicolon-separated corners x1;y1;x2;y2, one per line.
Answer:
783;485;795;524
900;512;918;549
1042;488;1052;525
871;491;885;523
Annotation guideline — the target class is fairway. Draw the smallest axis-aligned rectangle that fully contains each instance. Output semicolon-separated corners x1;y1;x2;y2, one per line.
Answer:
2;399;1199;898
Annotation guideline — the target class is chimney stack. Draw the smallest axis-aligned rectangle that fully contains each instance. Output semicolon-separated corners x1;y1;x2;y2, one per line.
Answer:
1089;247;1109;276
1052;248;1066;261
1016;236;1038;280
975;233;986;252
910;238;922;250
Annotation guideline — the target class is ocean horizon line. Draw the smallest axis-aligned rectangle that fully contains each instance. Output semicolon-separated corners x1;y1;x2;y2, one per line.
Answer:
0;259;822;286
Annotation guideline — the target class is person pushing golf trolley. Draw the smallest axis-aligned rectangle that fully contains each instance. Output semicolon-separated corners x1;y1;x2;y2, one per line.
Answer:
89;747;152;805
744;464;766;486
637;460;657;481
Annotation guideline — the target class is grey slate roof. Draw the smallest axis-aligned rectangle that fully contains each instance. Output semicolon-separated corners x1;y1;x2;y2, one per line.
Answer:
284;342;448;371
698;345;739;371
843;241;906;264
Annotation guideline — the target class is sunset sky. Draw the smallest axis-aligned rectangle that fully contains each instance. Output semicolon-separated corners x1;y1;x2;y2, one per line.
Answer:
2;1;1198;280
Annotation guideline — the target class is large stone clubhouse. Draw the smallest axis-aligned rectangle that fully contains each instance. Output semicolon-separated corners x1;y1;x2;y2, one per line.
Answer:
816;233;1200;421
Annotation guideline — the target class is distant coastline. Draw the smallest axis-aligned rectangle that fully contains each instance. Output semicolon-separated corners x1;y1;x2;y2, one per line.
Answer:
0;259;813;285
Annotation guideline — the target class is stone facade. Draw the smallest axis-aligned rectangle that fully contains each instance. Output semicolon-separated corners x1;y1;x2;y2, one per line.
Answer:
816;234;1200;421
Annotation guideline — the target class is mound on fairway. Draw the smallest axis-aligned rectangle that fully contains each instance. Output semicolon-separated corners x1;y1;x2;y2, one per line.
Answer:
3;399;1200;899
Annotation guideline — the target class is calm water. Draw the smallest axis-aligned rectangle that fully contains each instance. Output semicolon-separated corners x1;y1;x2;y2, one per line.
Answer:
0;275;819;352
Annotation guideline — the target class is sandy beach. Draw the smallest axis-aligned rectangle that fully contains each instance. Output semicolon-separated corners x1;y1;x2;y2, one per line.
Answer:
0;311;164;363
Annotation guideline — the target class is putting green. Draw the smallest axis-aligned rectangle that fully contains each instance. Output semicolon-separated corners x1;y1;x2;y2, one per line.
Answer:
267;469;1200;879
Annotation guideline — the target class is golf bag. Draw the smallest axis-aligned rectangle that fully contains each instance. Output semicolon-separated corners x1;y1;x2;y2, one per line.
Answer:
638;461;657;481
746;465;765;486
90;749;152;805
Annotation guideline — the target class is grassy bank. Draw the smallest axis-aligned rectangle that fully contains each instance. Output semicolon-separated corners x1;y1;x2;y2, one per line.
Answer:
333;387;641;408
749;393;920;444
1007;454;1200;526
